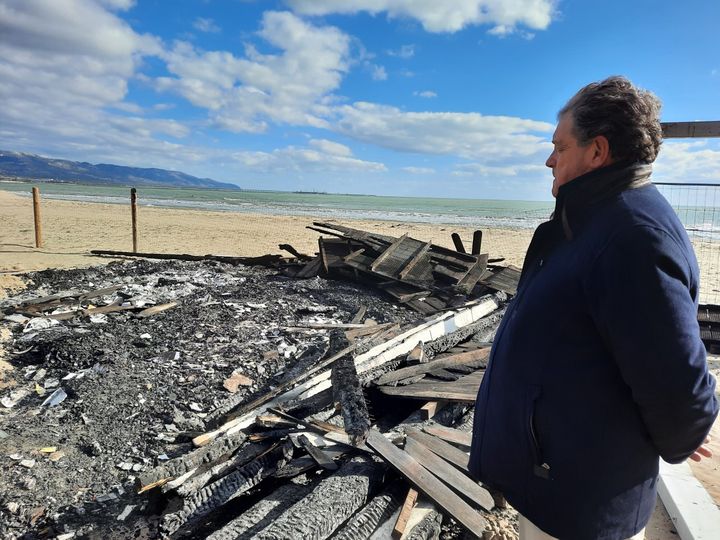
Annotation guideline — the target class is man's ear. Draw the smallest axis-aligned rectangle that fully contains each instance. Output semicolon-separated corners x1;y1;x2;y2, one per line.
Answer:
590;135;613;167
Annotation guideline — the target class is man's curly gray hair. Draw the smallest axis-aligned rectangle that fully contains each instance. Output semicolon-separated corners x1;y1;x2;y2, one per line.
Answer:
559;76;663;164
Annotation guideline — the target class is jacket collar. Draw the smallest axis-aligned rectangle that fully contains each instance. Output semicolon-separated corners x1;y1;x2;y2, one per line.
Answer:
554;161;652;240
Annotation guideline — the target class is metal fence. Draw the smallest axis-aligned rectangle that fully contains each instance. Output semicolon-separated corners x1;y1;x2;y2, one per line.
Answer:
655;182;720;305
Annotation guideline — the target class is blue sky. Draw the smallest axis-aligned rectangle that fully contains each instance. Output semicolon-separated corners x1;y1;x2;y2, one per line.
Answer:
1;0;718;200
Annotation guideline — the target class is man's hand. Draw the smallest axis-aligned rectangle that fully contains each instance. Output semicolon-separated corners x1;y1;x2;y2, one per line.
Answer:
689;437;712;462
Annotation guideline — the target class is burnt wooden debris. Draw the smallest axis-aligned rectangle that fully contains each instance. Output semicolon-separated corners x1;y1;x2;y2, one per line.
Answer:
122;292;509;538
288;222;520;315
1;227;523;538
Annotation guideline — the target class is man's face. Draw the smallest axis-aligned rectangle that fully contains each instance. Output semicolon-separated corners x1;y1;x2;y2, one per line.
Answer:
546;113;598;197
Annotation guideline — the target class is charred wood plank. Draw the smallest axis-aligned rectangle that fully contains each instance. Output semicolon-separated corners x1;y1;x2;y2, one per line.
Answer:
298;434;338;471
206;481;314;540
90;249;285;266
254;456;384;540
375;348;489;386
137;431;247;491
365;430;486;536
331;330;371;445
332;481;406;540
471;231;483;255
160;441;293;536
451;233;466;254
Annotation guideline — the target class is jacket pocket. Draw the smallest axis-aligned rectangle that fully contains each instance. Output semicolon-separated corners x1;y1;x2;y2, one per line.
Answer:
527;384;551;480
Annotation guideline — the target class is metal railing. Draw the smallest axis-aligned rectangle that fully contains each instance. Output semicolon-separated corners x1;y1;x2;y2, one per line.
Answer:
655;182;720;305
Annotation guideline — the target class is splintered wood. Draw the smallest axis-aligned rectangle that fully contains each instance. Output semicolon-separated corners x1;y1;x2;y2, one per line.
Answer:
289;222;520;315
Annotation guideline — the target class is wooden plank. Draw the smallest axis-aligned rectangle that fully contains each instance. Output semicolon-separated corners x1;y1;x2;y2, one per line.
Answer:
407;343;426;364
351;305;367;324
365;430;487;535
405;299;438;315
371;234;410;273
378;384;480;402
137;302;178;318
376;348;489;385
398;241;432;281
392;487;418;539
661;121;720;139
404;436;494;511
406;429;470;473
318;237;329;274
456;254;489;294
422;425;472;448
480;265;521;295
383;284;430;303
297;434;338;471
426;369;461;381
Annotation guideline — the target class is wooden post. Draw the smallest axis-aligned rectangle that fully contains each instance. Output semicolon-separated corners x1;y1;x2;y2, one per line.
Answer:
130;188;138;253
32;187;42;248
471;230;483;255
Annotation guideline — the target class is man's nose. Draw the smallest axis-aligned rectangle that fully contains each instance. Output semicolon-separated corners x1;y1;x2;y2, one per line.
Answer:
546;151;556;168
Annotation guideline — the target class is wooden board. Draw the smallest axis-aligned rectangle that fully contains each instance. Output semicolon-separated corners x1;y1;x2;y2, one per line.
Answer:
378;370;484;402
406;429;470;473
376;348;489;385
422;425;472;448
365;430;487;535
661;121;720;139
480;265;521;295
392;488;418;539
404;437;494;512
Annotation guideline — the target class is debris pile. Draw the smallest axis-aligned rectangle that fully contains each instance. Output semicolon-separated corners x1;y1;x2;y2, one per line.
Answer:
0;223;523;539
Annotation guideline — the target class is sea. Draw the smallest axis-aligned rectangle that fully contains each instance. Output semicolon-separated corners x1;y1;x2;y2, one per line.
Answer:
1;180;719;238
0;180;554;230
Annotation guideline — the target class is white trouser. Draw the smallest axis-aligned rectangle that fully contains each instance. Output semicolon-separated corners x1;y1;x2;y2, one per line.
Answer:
518;515;645;539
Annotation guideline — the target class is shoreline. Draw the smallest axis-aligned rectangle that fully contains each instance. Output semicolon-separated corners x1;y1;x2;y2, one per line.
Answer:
0;189;534;273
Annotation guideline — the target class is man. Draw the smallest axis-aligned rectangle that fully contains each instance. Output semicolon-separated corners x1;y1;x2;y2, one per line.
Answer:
469;76;718;539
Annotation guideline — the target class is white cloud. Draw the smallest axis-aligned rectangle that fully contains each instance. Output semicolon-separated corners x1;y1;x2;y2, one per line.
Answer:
402;166;435;174
286;0;557;33
157;11;351;132
452;162;547;177
0;0;181;167
231;144;386;173
653;141;720;182
335;102;553;160
193;17;220;33
309;138;352;157
414;90;437;98
371;64;388;80
387;44;415;58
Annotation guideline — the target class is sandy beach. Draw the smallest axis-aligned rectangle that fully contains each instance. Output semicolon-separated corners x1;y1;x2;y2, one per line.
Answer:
0;189;533;274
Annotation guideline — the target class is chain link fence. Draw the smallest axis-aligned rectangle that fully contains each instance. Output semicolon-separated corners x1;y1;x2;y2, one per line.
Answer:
655;183;720;305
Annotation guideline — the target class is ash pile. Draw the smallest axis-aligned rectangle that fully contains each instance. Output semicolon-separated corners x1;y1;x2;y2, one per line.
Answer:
0;223;521;540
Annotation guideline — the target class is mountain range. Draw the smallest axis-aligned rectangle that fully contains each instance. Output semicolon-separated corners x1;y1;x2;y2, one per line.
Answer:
0;150;239;190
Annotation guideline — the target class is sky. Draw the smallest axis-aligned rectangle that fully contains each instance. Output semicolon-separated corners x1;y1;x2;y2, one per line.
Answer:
0;0;719;200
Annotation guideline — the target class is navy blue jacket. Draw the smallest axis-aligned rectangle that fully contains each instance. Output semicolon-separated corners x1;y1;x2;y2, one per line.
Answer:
469;162;718;539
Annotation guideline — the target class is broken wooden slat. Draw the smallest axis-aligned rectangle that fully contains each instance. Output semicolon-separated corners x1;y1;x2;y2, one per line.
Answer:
480;265;521;295
365;430;487;535
90;249;285;267
351;305;368;324
297;434;338;471
425;369;461;382
376;348;489;386
455;253;489;294
405;429;469;473
278;243;311;260
382;283;431;303
403;436;493;512
392;487;419;539
378;371;483;402
136;301;178;318
295;256;322;279
422;425;472;448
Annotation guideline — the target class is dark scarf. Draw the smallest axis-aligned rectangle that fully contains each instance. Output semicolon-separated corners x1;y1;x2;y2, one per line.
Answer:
553;161;652;240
